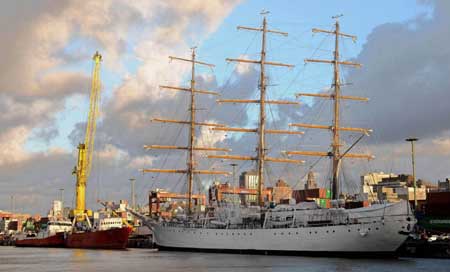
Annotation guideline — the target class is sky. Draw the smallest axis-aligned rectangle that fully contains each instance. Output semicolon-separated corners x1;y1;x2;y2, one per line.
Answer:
1;0;449;214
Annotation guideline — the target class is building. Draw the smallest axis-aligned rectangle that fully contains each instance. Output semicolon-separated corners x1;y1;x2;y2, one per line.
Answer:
438;179;450;191
305;171;317;190
373;174;427;203
361;172;398;202
269;179;293;204
0;210;31;234
239;171;259;204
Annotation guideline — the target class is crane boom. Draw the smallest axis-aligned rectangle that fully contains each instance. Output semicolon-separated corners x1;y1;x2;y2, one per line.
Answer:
72;51;102;220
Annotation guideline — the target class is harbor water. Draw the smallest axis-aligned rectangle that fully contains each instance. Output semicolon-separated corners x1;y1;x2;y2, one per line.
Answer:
1;247;450;272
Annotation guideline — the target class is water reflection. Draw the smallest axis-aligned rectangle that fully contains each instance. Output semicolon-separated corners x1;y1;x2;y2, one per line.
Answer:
0;247;450;272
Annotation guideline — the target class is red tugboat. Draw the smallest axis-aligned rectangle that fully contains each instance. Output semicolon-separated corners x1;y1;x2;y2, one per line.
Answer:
15;219;72;247
66;51;131;249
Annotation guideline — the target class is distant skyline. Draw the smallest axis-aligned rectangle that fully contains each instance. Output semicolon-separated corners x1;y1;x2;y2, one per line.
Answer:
1;0;449;214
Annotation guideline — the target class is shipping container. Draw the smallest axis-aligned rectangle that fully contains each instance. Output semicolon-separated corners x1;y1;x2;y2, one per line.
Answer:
316;198;331;208
425;191;450;216
292;188;330;202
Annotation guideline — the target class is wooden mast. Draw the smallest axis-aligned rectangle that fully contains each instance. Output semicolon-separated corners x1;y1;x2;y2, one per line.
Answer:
144;48;230;214
331;17;342;200
208;12;303;207
188;48;196;214
286;16;372;200
257;15;267;207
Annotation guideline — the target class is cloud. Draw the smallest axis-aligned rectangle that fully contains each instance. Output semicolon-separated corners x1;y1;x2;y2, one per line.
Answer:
0;126;32;166
344;0;450;143
0;0;242;213
7;0;450;214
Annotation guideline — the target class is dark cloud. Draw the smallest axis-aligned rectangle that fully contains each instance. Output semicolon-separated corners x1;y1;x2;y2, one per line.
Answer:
344;0;450;143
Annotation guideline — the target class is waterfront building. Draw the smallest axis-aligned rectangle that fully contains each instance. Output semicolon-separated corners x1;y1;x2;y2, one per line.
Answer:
239;171;259;204
361;172;398;202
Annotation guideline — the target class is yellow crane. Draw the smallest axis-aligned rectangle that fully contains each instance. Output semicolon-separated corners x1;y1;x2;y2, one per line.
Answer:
70;51;102;224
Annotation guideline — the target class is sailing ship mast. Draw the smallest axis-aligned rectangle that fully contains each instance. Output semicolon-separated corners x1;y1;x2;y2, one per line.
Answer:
143;48;231;214
208;12;304;206
286;16;373;199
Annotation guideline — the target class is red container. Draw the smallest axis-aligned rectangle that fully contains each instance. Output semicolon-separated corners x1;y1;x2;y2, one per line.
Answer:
426;191;450;216
292;188;328;202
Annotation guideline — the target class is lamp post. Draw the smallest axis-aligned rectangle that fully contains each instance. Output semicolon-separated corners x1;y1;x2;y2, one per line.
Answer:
129;178;136;211
230;163;238;187
230;163;238;204
406;138;418;209
59;188;64;212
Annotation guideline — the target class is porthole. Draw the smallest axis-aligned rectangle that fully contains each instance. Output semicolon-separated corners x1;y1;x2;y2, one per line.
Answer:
348;229;351;232
296;232;299;235
288;232;291;235
375;227;379;230
368;228;371;231
332;230;335;233
314;231;317;234
309;231;312;234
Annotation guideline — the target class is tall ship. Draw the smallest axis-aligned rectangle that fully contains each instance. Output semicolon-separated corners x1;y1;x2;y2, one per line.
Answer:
142;14;414;256
65;51;131;249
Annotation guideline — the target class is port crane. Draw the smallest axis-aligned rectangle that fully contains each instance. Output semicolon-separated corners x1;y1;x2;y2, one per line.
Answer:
70;51;102;227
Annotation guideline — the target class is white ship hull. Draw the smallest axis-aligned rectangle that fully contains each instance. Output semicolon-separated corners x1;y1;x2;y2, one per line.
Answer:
152;201;413;256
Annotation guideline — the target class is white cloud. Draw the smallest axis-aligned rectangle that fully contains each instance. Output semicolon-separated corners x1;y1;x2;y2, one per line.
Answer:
0;126;32;166
127;155;156;169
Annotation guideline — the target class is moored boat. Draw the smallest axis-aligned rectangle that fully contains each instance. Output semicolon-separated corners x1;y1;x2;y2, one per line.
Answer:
142;14;416;257
15;220;72;248
65;226;132;249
